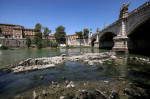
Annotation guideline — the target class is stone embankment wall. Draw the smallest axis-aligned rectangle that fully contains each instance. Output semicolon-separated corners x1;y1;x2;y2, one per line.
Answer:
0;38;27;48
66;38;91;46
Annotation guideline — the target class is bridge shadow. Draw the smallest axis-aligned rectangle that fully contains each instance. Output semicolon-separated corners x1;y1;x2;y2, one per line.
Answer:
91;38;96;47
127;18;150;56
99;32;116;50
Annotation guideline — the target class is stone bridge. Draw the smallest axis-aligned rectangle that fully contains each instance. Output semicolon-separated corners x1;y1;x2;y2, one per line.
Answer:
91;1;150;55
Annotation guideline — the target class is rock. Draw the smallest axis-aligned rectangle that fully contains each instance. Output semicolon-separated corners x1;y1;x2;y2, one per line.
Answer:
33;91;38;99
65;80;69;85
110;56;117;60
52;81;58;86
75;90;89;99
62;76;66;80
40;76;43;80
88;61;94;65
61;54;67;57
104;81;109;83
43;90;47;97
80;52;84;55
94;89;107;99
129;57;133;60
60;96;66;99
84;60;89;63
124;88;133;95
66;81;75;88
110;90;119;99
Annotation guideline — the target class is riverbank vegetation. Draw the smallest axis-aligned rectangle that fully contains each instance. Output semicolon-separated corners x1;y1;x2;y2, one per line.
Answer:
0;45;9;50
25;23;64;49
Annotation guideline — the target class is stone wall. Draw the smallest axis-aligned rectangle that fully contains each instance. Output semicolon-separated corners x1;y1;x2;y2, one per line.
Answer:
66;38;91;46
0;38;26;48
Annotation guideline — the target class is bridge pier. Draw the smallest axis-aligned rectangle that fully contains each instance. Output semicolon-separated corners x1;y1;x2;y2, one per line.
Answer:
94;41;99;48
112;36;129;53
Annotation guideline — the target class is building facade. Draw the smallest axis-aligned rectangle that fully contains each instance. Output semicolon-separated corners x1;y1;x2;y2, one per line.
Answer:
0;23;35;39
66;34;78;39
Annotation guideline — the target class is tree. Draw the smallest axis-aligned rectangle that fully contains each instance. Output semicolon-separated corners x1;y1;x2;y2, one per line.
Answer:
34;23;42;32
34;32;42;45
83;28;89;39
43;27;51;39
75;31;83;47
33;23;43;49
75;31;83;39
26;36;31;48
37;40;42;49
54;26;66;44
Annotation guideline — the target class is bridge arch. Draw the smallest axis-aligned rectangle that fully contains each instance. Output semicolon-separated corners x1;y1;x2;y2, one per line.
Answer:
127;17;150;55
99;32;116;49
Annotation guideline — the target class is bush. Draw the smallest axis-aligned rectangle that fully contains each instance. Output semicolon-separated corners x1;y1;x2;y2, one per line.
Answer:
26;36;32;48
42;40;51;48
37;41;42;49
51;41;58;48
0;46;9;50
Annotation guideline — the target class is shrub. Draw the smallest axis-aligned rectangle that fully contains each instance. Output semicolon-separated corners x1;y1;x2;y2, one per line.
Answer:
51;41;58;48
0;46;9;50
37;41;42;49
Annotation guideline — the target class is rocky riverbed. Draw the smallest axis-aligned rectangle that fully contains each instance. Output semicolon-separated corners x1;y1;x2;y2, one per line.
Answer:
12;52;116;73
14;80;149;99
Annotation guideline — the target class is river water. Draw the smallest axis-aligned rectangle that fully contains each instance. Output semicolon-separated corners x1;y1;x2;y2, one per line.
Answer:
0;48;150;98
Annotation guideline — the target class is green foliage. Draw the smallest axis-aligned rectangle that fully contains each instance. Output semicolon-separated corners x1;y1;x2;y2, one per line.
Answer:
34;32;42;45
33;23;43;49
34;23;42;32
0;46;9;50
42;39;51;48
26;36;31;48
54;26;66;44
75;31;83;39
50;41;58;48
43;27;51;39
37;40;42;49
83;28;89;39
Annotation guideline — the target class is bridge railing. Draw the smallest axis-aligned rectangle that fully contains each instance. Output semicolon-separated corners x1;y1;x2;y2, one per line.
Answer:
129;1;150;16
99;19;121;33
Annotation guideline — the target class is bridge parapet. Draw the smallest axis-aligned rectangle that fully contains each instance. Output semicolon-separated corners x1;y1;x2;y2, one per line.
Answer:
100;19;121;33
129;1;150;17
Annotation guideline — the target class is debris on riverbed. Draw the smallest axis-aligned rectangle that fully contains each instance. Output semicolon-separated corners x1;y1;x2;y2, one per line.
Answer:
14;80;149;99
12;52;116;73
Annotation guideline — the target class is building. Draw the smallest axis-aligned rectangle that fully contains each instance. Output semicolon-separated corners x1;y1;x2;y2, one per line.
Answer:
0;23;35;39
23;29;35;39
66;34;78;39
42;34;56;41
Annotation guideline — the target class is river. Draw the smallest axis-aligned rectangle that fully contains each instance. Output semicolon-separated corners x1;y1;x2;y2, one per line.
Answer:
0;48;150;98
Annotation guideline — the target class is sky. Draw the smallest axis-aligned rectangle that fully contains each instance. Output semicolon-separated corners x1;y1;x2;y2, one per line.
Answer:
0;0;149;35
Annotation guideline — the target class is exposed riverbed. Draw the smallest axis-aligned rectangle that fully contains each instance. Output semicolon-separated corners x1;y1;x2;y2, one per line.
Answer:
0;48;150;99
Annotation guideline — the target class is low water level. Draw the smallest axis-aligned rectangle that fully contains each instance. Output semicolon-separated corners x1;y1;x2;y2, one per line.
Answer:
0;48;150;98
